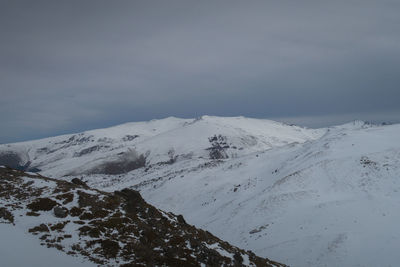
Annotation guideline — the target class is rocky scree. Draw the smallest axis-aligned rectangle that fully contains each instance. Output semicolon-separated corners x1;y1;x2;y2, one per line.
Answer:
0;167;285;267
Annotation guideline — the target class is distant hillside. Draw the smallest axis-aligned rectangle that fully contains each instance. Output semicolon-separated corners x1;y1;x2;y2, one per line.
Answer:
0;116;323;177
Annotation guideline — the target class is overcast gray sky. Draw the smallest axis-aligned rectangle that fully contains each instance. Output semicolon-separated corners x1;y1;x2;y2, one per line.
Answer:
1;0;400;143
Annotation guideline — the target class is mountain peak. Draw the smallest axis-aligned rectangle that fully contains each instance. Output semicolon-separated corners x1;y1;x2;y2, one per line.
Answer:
0;116;324;177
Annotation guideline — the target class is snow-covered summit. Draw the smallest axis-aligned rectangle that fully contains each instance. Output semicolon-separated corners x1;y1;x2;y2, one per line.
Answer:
0;116;324;177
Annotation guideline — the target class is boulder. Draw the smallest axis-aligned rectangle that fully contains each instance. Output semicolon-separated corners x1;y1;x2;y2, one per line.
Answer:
53;206;68;218
71;178;88;187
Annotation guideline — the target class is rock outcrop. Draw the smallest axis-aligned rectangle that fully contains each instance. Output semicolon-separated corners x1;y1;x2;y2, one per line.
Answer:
0;166;285;267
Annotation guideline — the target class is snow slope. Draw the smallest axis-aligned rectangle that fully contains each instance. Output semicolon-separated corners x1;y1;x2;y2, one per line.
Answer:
2;117;400;266
0;223;94;267
0;116;322;177
86;121;400;267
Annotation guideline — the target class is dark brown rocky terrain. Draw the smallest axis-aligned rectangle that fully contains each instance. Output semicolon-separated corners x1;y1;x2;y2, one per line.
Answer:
0;166;285;267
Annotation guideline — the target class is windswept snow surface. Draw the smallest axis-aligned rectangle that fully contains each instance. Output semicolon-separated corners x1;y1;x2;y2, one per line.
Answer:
93;121;400;267
2;117;400;266
129;122;400;267
0;223;94;267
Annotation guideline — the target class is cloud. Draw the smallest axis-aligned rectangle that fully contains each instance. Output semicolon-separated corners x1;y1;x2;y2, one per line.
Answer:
1;0;400;142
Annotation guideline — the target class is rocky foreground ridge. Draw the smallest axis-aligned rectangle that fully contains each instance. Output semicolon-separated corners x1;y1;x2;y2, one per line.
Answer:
0;166;285;267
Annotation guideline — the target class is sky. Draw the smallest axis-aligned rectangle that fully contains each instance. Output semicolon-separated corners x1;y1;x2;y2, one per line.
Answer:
1;0;400;143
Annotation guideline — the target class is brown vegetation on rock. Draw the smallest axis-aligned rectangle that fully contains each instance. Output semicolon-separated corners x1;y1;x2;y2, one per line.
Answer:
0;167;286;267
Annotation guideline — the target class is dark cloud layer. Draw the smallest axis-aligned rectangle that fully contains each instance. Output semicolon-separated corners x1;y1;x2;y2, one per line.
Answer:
1;0;400;143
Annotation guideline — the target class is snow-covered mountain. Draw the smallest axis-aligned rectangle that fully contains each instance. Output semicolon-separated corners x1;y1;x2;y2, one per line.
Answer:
0;116;323;177
123;120;400;267
0;167;284;267
2;116;400;266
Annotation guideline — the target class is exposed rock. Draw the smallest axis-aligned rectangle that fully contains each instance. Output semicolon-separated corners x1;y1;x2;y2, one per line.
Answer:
27;197;58;211
234;252;244;265
177;214;187;224
0;207;14;223
55;192;74;204
50;221;69;231
207;134;229;159
122;134;139;141
100;239;120;259
71;178;88;187
53;206;68;218
29;223;49;233
115;188;144;204
0;167;286;267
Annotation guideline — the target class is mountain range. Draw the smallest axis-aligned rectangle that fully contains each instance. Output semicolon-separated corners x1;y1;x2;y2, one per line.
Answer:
1;116;400;266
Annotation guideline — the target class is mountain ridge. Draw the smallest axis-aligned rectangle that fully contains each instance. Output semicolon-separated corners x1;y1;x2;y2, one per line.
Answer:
0;116;324;177
1;116;399;266
0;166;285;267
